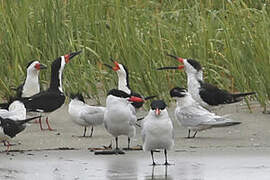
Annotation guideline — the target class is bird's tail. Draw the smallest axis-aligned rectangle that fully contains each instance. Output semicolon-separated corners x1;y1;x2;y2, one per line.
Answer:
18;116;42;125
211;121;241;128
232;92;256;102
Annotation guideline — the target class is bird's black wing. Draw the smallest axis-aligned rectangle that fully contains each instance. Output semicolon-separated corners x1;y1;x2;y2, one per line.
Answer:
1;118;26;138
22;90;65;113
14;83;24;98
199;81;235;106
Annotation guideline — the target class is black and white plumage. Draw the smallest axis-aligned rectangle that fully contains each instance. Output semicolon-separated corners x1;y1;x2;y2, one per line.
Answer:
104;89;144;153
141;100;174;165
68;93;105;137
0;61;47;110
170;87;241;138
0;115;41;151
158;54;256;108
0;100;40;151
104;60;156;109
20;51;82;131
14;60;47;98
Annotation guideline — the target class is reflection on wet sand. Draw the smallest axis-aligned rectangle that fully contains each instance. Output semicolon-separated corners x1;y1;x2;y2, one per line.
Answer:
144;165;173;180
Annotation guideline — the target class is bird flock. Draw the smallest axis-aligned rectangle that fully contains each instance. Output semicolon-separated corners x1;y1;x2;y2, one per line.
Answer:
0;51;255;165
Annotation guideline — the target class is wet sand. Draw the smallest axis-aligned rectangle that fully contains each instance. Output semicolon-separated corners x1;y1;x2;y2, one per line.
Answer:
0;101;270;179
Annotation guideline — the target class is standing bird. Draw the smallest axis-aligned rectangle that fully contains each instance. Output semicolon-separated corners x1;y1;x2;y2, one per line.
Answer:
104;59;156;109
14;60;47;98
158;54;256;109
68;93;105;137
0;115;41;152
0;100;41;151
170;87;241;138
0;61;47;109
20;51;82;131
104;89;144;153
141;100;174;166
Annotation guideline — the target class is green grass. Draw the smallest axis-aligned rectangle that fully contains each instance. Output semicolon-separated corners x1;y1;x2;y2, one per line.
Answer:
0;0;269;109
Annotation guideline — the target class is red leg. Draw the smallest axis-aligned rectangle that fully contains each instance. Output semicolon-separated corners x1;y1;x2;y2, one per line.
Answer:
45;117;55;131
4;141;10;152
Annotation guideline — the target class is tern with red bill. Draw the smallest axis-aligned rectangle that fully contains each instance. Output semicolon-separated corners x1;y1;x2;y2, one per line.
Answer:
19;51;82;131
103;89;144;154
141;100;174;165
104;59;156;109
170;87;241;138
158;54;255;109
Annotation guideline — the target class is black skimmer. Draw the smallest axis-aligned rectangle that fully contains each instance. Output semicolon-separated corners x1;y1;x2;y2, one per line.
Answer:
0;61;47;110
14;60;47;98
141;100;174;165
0;100;41;151
170;87;241;138
104;59;156;109
68;93;105;137
20;51;82;131
158;54;256;108
103;89;144;154
0;115;41;152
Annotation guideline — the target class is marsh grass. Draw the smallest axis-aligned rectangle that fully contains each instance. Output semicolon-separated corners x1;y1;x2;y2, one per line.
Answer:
0;0;269;108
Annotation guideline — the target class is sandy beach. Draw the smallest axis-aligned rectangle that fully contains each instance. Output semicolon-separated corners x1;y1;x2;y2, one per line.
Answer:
0;101;270;179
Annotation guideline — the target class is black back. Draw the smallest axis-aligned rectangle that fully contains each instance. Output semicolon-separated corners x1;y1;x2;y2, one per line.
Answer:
199;81;236;105
22;90;65;112
107;89;130;98
0;118;26;138
21;57;65;113
187;59;202;71
150;100;167;110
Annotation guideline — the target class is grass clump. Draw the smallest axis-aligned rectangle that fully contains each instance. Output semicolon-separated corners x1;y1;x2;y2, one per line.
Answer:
0;0;269;109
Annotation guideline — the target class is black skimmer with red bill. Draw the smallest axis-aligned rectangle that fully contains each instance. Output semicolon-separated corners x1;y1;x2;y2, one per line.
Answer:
20;51;82;131
158;54;256;109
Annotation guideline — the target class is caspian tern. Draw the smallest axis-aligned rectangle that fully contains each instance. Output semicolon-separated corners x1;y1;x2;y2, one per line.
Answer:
103;89;144;154
170;87;241;138
141;100;174;165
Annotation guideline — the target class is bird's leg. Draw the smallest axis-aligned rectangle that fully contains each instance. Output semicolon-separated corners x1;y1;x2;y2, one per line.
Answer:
3;141;10;152
187;129;191;138
115;137;119;150
192;131;198;138
89;126;94;137
127;137;131;149
45;117;55;131
39;117;44;130
151;150;156;166
164;149;171;165
83;126;87;137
